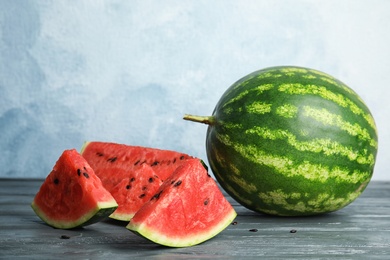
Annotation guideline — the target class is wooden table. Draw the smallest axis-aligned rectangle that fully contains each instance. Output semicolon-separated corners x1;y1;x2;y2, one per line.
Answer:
1;178;389;259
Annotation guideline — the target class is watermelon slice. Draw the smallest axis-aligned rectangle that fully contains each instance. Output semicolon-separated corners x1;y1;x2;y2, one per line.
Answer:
127;159;237;247
81;141;193;181
31;149;118;229
105;164;163;221
81;141;194;221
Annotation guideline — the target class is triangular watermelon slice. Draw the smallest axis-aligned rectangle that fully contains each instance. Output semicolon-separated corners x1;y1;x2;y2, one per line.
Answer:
126;159;237;247
80;141;194;221
31;149;118;229
105;164;163;221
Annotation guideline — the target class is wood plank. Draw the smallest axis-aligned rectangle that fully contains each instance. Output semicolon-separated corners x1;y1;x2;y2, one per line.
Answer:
0;179;389;259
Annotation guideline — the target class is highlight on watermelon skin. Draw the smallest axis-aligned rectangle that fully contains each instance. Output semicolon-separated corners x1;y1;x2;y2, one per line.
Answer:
126;158;237;247
31;149;118;229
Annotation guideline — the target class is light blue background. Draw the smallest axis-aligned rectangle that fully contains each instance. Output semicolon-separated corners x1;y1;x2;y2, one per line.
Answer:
0;0;389;180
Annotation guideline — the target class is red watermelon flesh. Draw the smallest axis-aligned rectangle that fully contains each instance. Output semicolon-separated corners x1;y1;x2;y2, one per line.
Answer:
31;149;118;229
105;164;163;221
127;158;237;247
81;141;194;181
81;141;194;221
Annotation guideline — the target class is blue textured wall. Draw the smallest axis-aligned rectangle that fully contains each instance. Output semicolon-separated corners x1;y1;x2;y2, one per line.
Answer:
0;1;389;180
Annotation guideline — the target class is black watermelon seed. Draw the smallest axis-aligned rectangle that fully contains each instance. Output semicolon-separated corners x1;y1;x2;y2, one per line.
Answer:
151;161;159;166
204;198;209;205
142;186;147;191
130;177;135;182
96;152;104;157
173;180;182;187
54;178;59;185
173;158;177;163
152;190;163;200
83;172;89;179
249;229;258;232
134;160;140;166
77;169;81;176
107;157;117;163
180;155;185;160
126;185;131;190
148;177;154;183
139;194;146;198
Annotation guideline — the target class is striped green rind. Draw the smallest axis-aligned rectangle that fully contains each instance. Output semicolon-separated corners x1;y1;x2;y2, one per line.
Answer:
205;66;378;216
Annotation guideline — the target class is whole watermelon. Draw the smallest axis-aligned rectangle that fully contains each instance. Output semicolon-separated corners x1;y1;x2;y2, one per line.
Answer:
184;66;378;216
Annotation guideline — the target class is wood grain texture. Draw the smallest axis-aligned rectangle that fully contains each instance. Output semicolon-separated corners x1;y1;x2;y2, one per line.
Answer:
0;179;389;259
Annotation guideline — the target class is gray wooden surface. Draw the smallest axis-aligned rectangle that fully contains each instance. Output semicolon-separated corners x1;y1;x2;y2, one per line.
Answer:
1;178;389;259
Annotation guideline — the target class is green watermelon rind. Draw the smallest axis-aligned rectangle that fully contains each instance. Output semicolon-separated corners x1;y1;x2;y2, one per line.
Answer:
127;208;237;247
31;200;118;229
109;211;133;222
79;141;90;154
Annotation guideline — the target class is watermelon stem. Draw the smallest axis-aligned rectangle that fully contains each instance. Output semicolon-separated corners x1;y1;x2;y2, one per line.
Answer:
183;114;215;125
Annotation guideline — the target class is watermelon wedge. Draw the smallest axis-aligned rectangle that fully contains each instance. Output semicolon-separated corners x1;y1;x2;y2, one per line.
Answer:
105;164;163;221
127;159;237;247
81;141;193;221
81;141;193;181
31;149;118;229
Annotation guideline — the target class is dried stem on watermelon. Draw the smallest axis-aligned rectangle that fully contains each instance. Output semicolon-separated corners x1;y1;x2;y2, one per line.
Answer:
183;114;215;125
